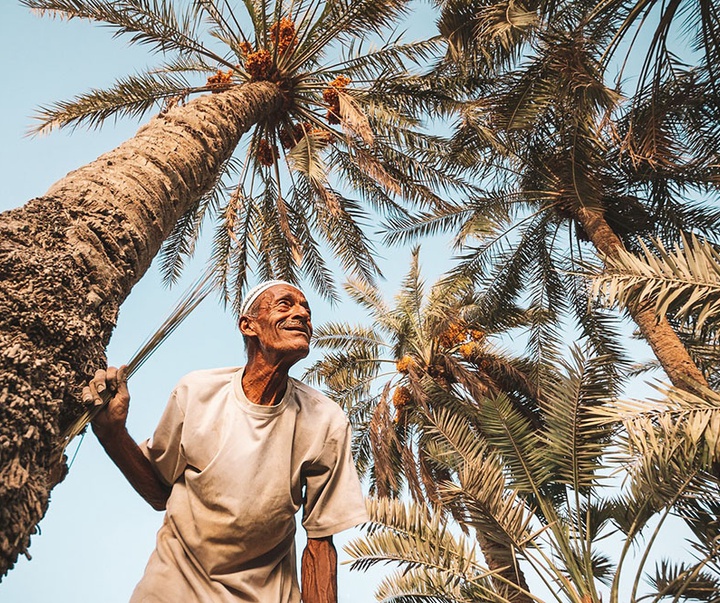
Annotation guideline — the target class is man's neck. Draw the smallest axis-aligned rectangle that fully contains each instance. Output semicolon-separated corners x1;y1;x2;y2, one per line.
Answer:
241;357;291;406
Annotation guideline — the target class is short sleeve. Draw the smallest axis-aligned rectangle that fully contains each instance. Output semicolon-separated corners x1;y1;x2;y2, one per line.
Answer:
140;389;187;486
302;420;368;538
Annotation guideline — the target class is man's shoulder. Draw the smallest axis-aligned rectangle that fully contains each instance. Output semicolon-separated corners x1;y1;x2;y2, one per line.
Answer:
289;379;347;426
173;366;240;397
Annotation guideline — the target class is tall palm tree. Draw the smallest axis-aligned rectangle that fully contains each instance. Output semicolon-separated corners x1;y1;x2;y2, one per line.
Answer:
0;0;449;576
382;0;720;392
305;249;544;601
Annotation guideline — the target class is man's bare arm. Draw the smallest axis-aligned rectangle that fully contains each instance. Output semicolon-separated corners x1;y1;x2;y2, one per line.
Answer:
301;536;337;603
85;365;170;511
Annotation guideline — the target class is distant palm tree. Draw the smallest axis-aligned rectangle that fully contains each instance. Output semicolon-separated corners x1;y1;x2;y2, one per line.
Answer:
306;249;544;601
0;0;448;576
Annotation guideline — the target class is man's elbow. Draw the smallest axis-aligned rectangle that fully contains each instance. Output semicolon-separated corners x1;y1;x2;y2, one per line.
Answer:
148;497;167;511
145;485;171;511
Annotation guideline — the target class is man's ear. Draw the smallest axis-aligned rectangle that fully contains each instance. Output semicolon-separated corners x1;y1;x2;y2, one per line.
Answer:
238;315;257;337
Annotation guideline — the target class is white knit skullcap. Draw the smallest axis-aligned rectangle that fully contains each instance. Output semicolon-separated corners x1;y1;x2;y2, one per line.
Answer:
240;280;303;316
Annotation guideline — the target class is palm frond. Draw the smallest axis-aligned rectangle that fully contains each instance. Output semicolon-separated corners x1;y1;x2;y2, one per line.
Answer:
21;0;231;68
479;393;550;496
592;234;720;336
541;346;616;491
30;69;197;134
346;497;484;584
427;408;538;547
285;130;329;185
649;559;720;601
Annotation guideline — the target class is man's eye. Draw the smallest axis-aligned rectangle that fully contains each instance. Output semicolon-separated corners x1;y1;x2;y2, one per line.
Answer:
277;300;292;309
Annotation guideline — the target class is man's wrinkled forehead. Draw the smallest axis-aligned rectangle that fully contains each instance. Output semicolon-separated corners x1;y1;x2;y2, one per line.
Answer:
240;280;306;316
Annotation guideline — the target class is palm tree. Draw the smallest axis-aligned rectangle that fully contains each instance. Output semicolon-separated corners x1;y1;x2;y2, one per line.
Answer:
352;240;720;601
0;0;449;576
345;347;720;602
381;0;720;393
305;249;544;601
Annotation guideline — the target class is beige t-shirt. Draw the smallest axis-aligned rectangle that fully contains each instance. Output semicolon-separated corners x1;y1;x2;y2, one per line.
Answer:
130;367;367;602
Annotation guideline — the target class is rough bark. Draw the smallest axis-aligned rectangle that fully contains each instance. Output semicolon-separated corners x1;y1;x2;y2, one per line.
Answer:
0;81;283;576
476;531;532;603
575;206;709;391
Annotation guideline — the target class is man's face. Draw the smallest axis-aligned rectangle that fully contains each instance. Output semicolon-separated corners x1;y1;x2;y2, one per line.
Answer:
244;285;313;364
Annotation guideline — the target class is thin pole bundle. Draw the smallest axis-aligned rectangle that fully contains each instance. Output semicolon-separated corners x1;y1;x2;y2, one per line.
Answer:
56;269;216;461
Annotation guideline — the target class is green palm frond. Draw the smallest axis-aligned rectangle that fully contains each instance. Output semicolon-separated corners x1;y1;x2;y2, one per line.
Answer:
679;489;720;547
159;154;243;284
614;383;720;476
346;498;490;593
312;322;387;350
586;383;720;597
422;405;489;470
541;347;615;491
437;0;539;75
23;0;226;66
649;559;720;601
395;248;426;321
30;69;199;134
382;201;483;249
343;277;391;316
339;35;446;88
592;234;720;336
479;393;549;495
327;0;410;36
441;454;537;554
304;322;387;401
375;567;482;602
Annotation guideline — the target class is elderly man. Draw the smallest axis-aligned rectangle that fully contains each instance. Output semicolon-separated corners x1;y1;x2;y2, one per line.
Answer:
86;280;367;603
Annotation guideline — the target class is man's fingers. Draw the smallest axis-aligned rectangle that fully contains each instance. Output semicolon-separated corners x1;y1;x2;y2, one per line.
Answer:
107;365;129;388
116;365;130;397
84;381;105;407
106;366;119;391
87;365;129;415
93;368;107;393
82;386;94;405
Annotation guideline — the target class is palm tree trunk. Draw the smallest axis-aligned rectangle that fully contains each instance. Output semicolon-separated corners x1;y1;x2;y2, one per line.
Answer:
575;206;708;391
476;531;533;603
0;81;283;577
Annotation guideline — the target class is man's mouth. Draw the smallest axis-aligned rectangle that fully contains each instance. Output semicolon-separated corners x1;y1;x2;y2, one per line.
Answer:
281;321;311;338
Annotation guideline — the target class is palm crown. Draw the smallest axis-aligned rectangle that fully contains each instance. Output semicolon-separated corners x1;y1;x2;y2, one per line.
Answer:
305;249;542;501
22;0;459;310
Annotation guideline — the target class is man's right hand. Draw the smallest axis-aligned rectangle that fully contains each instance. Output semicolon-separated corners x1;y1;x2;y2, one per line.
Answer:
82;365;171;510
83;365;130;441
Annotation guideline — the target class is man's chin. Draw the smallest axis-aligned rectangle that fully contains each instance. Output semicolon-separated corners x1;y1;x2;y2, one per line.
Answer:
283;344;310;363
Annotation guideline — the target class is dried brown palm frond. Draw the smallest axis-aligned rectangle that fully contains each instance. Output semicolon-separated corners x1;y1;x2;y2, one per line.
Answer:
351;145;402;197
337;90;375;146
55;268;215;460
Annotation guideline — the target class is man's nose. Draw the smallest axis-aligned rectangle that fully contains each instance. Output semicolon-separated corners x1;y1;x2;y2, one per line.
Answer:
291;303;310;320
